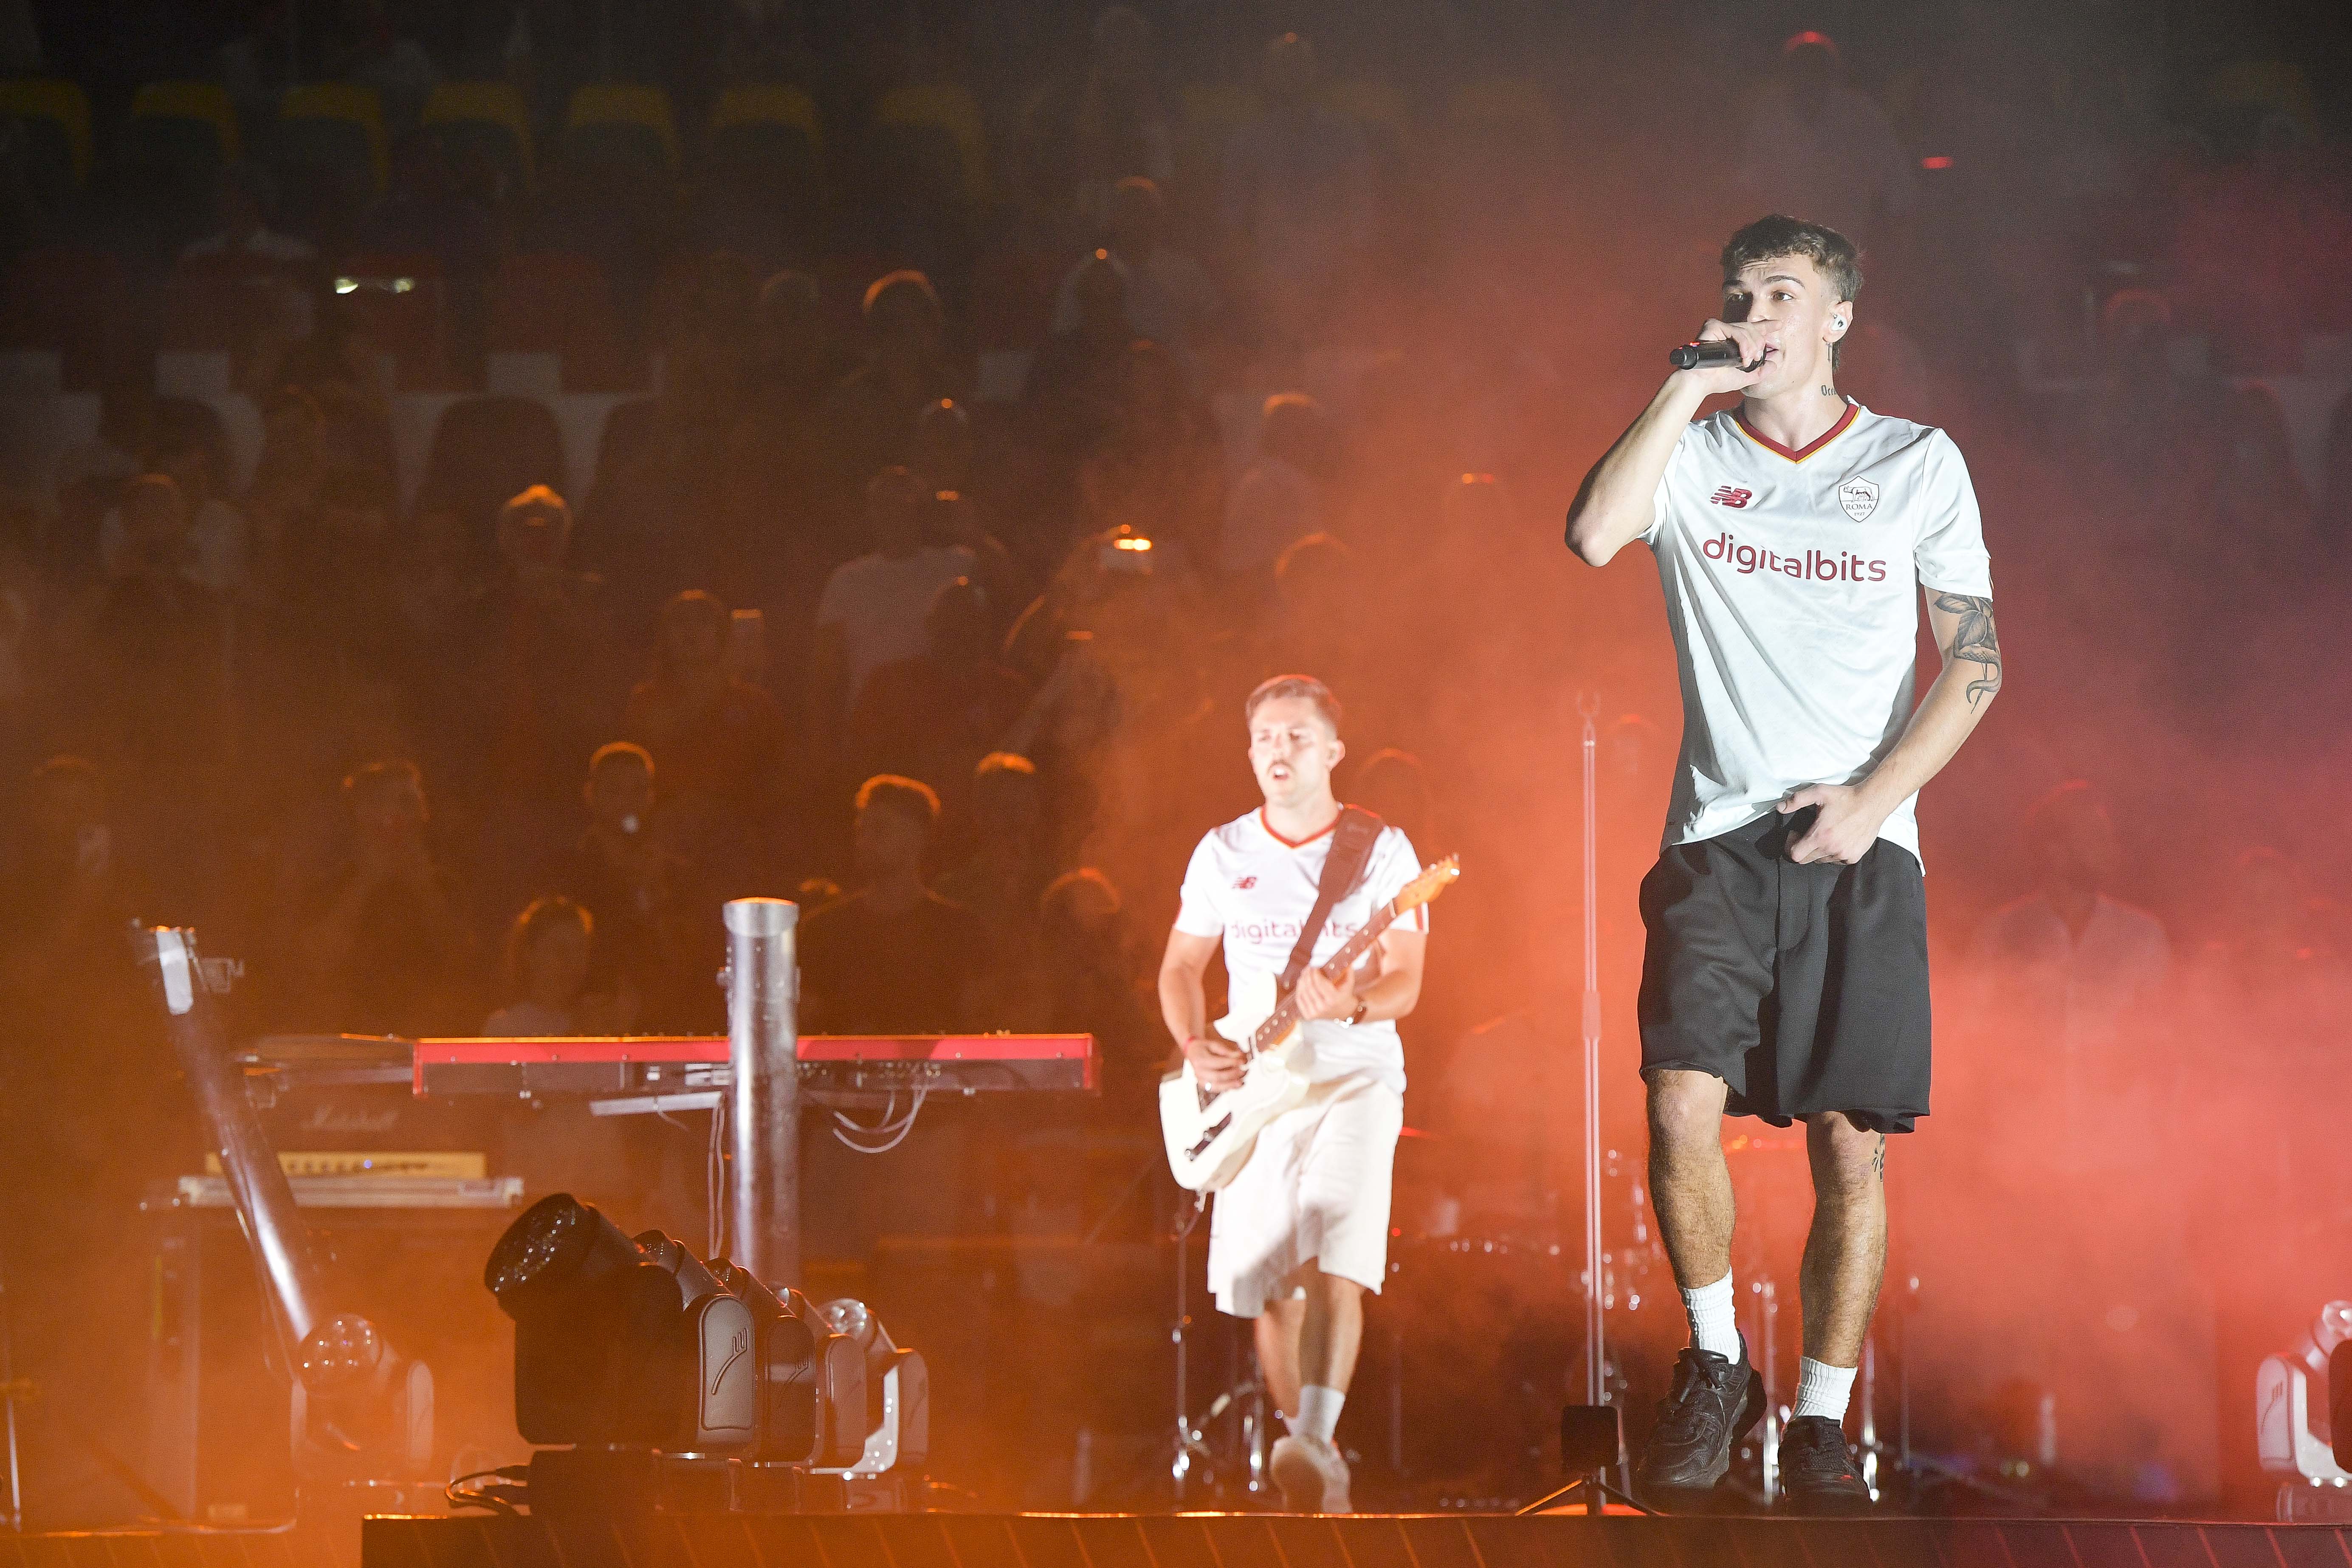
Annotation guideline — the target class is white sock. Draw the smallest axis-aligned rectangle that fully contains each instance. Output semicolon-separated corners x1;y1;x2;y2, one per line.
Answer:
1290;1384;1344;1444
1792;1356;1857;1422
1680;1271;1740;1360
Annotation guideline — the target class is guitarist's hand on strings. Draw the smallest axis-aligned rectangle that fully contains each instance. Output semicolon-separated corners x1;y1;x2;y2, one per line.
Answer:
1183;1032;1247;1092
1292;965;1360;1024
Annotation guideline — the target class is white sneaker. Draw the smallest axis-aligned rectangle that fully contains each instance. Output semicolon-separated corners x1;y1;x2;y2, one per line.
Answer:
1269;1434;1352;1513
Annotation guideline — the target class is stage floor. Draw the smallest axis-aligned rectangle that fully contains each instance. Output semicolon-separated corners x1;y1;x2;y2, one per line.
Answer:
11;1511;2352;1568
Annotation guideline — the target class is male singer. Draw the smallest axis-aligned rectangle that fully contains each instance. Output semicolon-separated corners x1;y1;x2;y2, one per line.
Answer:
1564;215;2002;1512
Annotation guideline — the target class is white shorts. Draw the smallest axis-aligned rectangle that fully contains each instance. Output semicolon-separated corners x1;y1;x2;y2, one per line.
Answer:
1207;1072;1404;1319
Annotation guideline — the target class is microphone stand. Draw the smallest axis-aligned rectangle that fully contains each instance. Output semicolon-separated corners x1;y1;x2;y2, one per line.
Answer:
1520;693;1647;1517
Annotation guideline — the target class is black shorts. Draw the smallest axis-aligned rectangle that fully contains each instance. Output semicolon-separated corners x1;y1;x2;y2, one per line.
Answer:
1636;808;1931;1134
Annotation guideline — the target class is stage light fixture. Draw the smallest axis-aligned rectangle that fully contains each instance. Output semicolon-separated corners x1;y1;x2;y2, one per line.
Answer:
485;1194;756;1452
814;1298;929;1479
705;1259;870;1469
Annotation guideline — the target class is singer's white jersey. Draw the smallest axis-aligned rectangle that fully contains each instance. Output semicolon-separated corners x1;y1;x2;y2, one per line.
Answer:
1639;400;1993;865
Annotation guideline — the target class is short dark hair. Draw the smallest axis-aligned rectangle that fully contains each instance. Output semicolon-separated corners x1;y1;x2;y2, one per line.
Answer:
855;773;940;827
343;757;423;801
588;740;653;778
1244;674;1342;734
1721;214;1862;367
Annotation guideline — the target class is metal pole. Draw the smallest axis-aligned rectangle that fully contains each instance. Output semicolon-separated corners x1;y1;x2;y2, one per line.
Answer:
130;926;322;1347
1579;693;1605;1407
725;898;800;1289
1;1248;20;1531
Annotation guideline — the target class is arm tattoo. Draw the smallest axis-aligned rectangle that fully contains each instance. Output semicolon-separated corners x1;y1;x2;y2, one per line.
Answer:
1871;1141;1886;1179
1931;592;2002;709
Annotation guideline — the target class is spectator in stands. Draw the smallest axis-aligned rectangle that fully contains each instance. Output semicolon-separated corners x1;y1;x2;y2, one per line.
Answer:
0;756;155;1008
1077;338;1223;570
1033;866;1156;1086
2207;386;2313;563
455;485;615;843
810;467;978;742
274;464;412;682
292;759;474;1035
353;133;499;290
1017;5;1175;229
913;397;976;496
181;162;316;264
1968;781;2172;1140
824;271;964;500
1024;251;1136;461
797;775;981;1031
484;895;606;1035
592;253;762;604
388;502;485;650
243;388;329;581
936;750;1049;919
1221;392;1333;576
1219;34;1377;347
1052;178;1218;359
722;269;844;578
331;0;441;136
101;431;247;596
848;577;1031;814
622;589;788;849
1736;32;1913;253
547;741;706;1029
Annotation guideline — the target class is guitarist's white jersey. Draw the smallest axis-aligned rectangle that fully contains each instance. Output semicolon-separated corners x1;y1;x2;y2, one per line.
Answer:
1174;808;1426;1094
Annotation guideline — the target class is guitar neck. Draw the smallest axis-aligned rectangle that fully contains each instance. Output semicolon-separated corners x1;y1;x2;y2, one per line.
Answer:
1249;897;1401;1054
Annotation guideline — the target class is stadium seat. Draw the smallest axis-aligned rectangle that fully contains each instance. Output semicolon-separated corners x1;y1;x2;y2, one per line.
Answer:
488;251;631;391
0;78;92;195
706;82;823;200
563;82;679;174
128;80;241;172
419;394;569;549
279;83;386;190
874;84;988;203
0;246;131;390
423;80;534;192
332;251;450;389
160;252;310;358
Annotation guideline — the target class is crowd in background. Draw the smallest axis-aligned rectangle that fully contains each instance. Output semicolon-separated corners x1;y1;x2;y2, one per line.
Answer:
2;0;2352;1519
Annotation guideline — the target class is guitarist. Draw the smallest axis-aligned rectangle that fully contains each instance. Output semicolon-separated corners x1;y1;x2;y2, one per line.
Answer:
1157;674;1429;1513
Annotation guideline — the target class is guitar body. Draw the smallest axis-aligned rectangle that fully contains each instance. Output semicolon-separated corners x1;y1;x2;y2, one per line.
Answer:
1159;973;1310;1192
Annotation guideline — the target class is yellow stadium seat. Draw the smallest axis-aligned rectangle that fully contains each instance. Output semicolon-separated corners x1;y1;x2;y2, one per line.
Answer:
712;83;821;155
0;78;91;184
875;83;987;203
280;82;386;190
130;80;241;166
424;81;535;183
565;82;679;167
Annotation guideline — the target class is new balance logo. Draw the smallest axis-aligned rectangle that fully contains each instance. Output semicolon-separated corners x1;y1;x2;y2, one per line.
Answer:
1709;486;1754;508
1233;876;1257;889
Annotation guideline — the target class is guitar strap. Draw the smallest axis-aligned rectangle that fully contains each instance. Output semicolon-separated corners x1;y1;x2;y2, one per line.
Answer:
1276;805;1385;996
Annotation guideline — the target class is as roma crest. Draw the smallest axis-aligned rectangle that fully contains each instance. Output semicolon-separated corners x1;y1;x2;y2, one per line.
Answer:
1837;477;1880;522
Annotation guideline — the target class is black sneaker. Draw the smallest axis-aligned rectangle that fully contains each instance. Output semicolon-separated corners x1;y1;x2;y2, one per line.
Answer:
1777;1415;1873;1514
1636;1337;1766;1500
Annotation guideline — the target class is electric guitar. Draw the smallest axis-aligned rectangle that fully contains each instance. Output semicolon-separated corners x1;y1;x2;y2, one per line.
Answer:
1158;857;1460;1192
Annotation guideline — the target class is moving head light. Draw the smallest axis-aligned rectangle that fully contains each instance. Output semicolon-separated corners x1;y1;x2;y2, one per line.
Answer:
486;1194;756;1452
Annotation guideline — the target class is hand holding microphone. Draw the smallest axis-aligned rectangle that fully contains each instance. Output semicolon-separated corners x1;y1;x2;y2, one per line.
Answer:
1668;319;1771;390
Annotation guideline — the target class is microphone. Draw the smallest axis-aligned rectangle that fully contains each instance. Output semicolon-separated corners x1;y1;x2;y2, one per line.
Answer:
1669;338;1761;371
